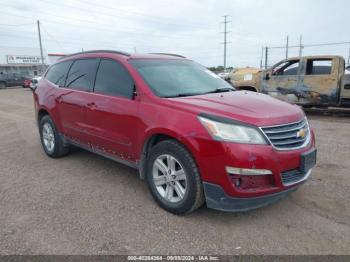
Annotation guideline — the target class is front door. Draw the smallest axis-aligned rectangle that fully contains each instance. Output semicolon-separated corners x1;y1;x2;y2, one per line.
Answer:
261;59;301;103
84;59;139;162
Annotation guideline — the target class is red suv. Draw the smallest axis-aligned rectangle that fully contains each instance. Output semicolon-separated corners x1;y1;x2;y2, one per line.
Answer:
33;50;316;214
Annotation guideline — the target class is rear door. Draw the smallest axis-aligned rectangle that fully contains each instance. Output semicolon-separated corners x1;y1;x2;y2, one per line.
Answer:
56;58;99;143
261;59;301;103
84;58;139;162
302;58;339;105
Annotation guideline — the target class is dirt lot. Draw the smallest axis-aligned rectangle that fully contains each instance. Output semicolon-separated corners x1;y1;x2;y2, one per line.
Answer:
0;88;349;255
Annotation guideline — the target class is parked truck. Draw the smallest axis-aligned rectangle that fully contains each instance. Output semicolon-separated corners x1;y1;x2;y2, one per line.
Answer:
229;56;350;107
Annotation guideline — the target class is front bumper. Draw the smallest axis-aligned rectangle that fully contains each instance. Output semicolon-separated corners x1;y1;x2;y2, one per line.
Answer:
192;129;316;199
203;175;307;212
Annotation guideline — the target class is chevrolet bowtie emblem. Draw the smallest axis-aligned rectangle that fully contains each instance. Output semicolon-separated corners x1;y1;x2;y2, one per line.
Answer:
296;128;307;139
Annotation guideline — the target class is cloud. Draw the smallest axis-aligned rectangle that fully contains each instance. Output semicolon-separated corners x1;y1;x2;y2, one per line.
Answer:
1;0;349;67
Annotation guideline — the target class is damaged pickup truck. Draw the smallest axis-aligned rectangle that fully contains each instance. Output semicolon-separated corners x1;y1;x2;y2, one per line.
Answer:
229;56;350;107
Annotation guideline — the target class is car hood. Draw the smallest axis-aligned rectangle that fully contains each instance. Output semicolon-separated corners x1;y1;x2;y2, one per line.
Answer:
167;90;304;127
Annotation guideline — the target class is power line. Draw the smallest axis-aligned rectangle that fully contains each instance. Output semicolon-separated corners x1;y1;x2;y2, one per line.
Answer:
37;0;216;30
1;10;216;41
268;40;350;49
73;0;216;29
0;30;223;55
0;23;35;27
40;22;67;52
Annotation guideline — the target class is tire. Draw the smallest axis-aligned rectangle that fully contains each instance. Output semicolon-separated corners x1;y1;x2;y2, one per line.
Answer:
39;115;69;158
145;140;204;214
0;82;6;89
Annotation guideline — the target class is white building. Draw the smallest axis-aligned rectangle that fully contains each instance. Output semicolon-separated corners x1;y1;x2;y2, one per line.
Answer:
0;46;49;78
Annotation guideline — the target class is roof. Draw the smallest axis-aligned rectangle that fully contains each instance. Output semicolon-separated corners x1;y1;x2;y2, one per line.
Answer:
286;55;344;60
58;50;186;62
232;67;260;75
129;53;186;59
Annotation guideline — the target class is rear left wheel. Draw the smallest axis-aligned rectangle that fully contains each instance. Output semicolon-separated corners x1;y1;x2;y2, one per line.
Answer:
39;115;69;158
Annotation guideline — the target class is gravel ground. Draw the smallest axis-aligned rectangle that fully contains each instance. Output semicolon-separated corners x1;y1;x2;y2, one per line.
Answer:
0;88;349;255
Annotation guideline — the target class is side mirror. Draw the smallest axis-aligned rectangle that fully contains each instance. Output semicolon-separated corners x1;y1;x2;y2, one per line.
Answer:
346;65;350;71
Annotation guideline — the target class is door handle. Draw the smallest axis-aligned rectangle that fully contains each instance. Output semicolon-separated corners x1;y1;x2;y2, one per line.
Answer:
86;102;97;110
55;95;63;103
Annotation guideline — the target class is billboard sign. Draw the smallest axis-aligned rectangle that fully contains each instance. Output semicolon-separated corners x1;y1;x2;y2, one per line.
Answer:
7;55;43;64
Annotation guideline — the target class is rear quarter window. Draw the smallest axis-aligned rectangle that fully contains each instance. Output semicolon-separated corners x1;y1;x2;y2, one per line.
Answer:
45;61;72;86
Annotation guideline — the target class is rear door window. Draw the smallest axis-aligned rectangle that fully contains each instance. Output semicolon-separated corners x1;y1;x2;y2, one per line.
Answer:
46;61;72;86
65;59;99;91
94;59;134;98
306;59;333;75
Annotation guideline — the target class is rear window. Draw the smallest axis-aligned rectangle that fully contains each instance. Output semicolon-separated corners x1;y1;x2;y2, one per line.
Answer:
46;61;72;86
66;59;99;91
306;59;333;75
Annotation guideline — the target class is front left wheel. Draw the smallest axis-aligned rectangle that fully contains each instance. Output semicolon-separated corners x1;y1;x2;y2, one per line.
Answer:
145;140;204;214
39;115;69;158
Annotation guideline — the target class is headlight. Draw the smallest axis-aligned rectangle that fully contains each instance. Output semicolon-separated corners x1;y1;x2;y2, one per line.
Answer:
198;116;267;144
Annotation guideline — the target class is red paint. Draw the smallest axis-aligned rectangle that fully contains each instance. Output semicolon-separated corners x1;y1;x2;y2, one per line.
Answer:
33;52;316;199
23;79;32;88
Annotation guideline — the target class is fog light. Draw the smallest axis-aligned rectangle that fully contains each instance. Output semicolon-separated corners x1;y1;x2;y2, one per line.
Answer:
235;178;241;187
226;166;272;176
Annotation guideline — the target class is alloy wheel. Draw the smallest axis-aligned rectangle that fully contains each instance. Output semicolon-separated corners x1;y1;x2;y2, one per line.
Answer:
42;122;55;153
152;154;187;203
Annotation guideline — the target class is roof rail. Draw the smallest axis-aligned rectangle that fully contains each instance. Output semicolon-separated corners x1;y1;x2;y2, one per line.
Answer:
59;50;130;60
149;53;186;58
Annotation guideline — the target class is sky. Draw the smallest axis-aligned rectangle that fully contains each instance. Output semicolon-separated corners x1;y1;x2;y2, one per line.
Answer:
0;0;350;67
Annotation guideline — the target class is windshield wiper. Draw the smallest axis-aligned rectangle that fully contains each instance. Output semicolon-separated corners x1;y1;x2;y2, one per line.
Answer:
204;87;235;94
163;92;205;98
163;88;234;98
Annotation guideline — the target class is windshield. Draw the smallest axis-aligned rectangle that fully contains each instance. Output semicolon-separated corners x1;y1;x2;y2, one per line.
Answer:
129;59;234;97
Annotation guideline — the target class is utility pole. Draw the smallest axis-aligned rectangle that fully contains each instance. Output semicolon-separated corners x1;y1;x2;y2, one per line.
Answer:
221;15;231;71
285;35;289;59
260;46;264;69
37;20;45;74
347;42;350;65
264;46;269;69
298;35;303;57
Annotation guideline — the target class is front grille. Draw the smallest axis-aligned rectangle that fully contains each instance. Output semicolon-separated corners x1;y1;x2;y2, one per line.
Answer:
261;118;309;150
281;169;307;185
